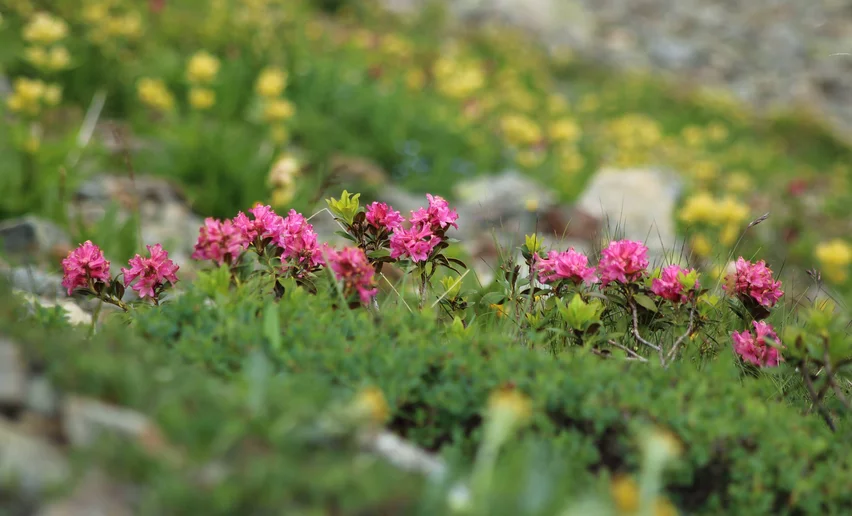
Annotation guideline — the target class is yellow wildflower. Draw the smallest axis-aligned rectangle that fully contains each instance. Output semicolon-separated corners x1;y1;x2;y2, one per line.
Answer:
189;87;216;110
516;149;545;169
690;234;712;258
720;223;739;247
47;45;71;71
690;161;718;183
137;77;175;112
82;3;109;24
725;172;752;194
678;192;718;225
255;67;287;98
487;387;532;423
490;303;509;318
23;12;68;45
263;98;295;122
681;125;704;147
549;119;581;143
405;68;426;90
500;114;542;146
24;46;47;68
186;51;220;84
6;77;46;115
707;122;729;142
43;83;62;106
816;239;852;283
350;386;389;426
611;475;640;513
716;196;749;225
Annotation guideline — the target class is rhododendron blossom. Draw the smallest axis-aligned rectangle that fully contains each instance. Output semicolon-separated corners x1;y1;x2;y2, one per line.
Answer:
365;202;404;231
534;249;598;285
122;244;180;299
389;224;441;263
61;240;111;295
409;194;459;231
192;217;245;265
233;204;284;246
652;264;699;303
326;246;378;304
731;321;783;367
598;240;649;286
275;209;323;268
724;257;783;308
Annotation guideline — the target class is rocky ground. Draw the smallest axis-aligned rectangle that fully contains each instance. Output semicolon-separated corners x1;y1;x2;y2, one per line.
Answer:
384;0;852;142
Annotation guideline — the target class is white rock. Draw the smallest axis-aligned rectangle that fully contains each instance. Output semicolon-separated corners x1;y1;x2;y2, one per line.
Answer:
576;167;683;264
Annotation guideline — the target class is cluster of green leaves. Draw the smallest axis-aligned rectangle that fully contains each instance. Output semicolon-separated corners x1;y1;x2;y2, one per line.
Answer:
120;272;852;514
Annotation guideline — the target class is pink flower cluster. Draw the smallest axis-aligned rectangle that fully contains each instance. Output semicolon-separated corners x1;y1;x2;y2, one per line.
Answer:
121;244;180;298
192;218;245;265
193;204;323;269
731;321;783;368
62;241;179;299
725;257;784;308
598;240;649;286
325;246;378;304
61;240;111;295
389;195;458;263
534;248;598;285
365;202;404;231
651;264;699;304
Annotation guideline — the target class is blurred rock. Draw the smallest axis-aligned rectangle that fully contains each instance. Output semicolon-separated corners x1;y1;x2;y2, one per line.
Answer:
70;174;204;270
15;290;93;326
62;395;167;454
576;167;683;264
0;337;26;411
37;470;135;516
0;265;66;298
26;374;60;417
0;216;72;265
0;420;70;498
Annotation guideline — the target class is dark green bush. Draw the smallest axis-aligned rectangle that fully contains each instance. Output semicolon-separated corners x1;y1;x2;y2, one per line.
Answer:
126;277;852;515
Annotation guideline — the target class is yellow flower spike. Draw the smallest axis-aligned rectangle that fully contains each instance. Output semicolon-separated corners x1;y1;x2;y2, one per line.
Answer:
255;67;288;98
23;12;69;45
720;223;739;247
725;172;752;194
690;234;712;258
263;98;295;122
681;125;704;147
815;239;852;283
487;387;532;424
707;122;729;142
189;87;216;110
690;161;718;183
137;77;175;112
500;114;542;147
24;46;47;68
47;45;71;71
611;475;640;513
549;119;582;143
117;12;142;39
490;304;508;318
678;192;718;225
82;3;108;24
186;51;220;84
350;386;389;427
43;83;62;106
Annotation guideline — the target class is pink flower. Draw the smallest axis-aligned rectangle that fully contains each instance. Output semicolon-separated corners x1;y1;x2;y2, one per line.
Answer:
652;264;699;303
389;224;441;263
326;246;378;304
275;209;324;268
724;257;783;308
61;241;111;295
365;202;405;231
121;244;180;299
192;217;245;265
233;204;284;247
534;249;598;285
731;321;783;367
410;194;459;231
598;240;649;286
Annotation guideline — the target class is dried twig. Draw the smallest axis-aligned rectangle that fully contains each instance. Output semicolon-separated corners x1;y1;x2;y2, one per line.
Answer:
665;306;696;365
629;299;662;359
607;339;649;363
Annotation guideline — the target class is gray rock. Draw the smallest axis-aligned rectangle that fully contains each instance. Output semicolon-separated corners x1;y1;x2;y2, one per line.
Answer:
69;174;204;271
0;216;71;264
26;374;59;416
37;470;135;516
0;337;26;410
576;167;683;264
62;395;159;449
1;265;65;298
0;420;70;498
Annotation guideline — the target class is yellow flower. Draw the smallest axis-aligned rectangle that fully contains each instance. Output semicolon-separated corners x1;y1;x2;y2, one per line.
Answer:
380;34;412;59
678;192;718;225
82;3;109;24
500;114;542;146
350;386;389;426
43;83;62;106
611;475;640;513
255;67;287;98
490;303;509;318
263;98;295;122
549;119;581;143
186;51;220;84
524;197;539;212
707;122;729;142
816;239;852;283
516;149;545;169
47;45;71;70
405;68;426;90
268;154;300;188
690;161;718;183
547;94;569;114
24;46;47;68
6;77;46;115
137;77;175;112
189;87;216;110
690;234;712;258
716;196;749;225
725;172;752;194
23;12;68;45
681;125;704;147
487;387;532;422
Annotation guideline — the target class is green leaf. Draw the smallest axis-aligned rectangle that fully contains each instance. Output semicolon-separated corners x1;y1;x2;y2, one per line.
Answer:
479;292;506;306
633;293;658;312
263;302;282;353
